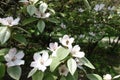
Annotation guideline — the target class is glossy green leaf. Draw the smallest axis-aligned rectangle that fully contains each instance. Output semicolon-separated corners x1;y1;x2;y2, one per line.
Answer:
7;66;21;80
37;20;45;33
0;27;11;44
13;33;27;45
66;71;78;80
46;18;60;23
28;68;37;78
67;58;77;75
27;5;36;16
81;57;95;69
56;46;70;61
50;57;61;72
87;74;102;80
0;63;5;78
32;70;44;80
22;17;38;26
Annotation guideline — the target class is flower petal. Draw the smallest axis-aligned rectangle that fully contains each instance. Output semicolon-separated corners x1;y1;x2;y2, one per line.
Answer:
4;54;11;62
33;53;41;61
38;65;46;72
15;51;24;59
11;17;20;26
44;59;52;66
14;59;25;65
8;48;17;59
73;52;85;58
6;61;15;67
42;52;48;62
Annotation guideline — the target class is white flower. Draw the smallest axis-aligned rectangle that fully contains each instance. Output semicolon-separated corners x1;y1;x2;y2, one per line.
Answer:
47;42;59;57
60;23;66;29
59;35;74;49
58;64;69;76
71;45;85;58
0;17;20;26
108;6;115;11
34;9;50;18
78;8;84;12
34;2;50;18
103;74;112;80
4;48;25;67
94;4;105;11
30;51;52;72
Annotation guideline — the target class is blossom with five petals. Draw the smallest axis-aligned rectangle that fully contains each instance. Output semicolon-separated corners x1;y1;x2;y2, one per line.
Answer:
0;17;20;26
59;35;74;49
4;48;25;67
30;51;52;72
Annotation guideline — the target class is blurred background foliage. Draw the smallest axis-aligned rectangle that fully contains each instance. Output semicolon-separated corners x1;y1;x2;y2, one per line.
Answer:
0;0;120;80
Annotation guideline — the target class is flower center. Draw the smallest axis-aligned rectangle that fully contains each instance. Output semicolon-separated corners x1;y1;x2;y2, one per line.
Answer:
40;59;44;65
66;40;69;45
12;56;17;61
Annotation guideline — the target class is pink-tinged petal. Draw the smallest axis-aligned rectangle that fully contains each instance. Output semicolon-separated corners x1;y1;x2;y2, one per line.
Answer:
30;61;38;68
38;65;46;72
15;51;24;59
33;53;41;61
4;54;11;61
8;48;17;59
14;60;25;65
11;17;20;26
42;52;48;62
44;59;52;66
6;61;15;67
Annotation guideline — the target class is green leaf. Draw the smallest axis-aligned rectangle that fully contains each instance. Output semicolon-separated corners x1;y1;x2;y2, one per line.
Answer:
37;20;45;33
32;70;44;80
60;76;66;80
0;48;8;56
50;57;61;72
22;17;38;26
87;74;102;80
81;57;95;69
13;33;27;45
44;73;56;80
67;58;77;75
0;27;11;44
66;71;78;80
0;63;5;78
56;46;70;61
7;66;21;80
46;18;60;23
39;2;48;13
28;68;37;78
27;5;36;16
